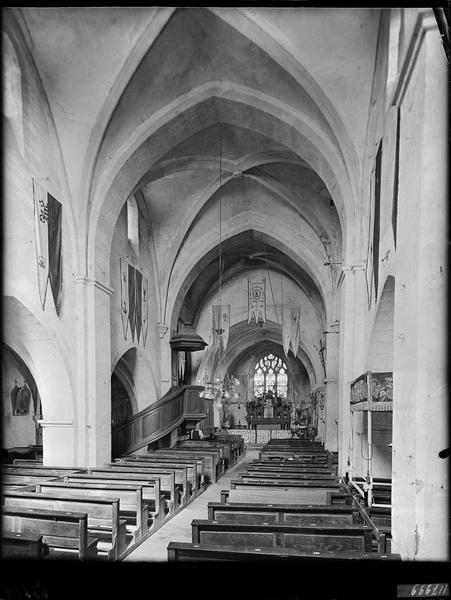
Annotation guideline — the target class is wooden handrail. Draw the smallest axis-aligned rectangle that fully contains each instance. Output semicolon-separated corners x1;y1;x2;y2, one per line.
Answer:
111;385;207;457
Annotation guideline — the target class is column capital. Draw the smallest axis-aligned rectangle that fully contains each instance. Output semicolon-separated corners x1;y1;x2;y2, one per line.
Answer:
74;276;114;296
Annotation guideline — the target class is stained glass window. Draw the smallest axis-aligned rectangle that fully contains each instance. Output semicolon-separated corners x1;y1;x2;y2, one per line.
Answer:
253;353;288;397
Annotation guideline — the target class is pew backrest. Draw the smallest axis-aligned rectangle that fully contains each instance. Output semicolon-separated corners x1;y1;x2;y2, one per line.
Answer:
2;506;92;559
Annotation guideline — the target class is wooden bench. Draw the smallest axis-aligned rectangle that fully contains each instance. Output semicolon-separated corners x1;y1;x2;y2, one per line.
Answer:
127;454;206;486
3;466;85;477
64;474;164;525
230;479;344;494
213;434;244;458
2;531;45;559
177;440;234;468
221;489;351;506
238;471;337;482
87;467;178;513
207;502;361;526
2;506;97;560
153;449;222;482
191;519;374;552
116;457;199;494
167;542;401;562
3;474;61;486
34;481;148;543
259;451;330;463
2;490;126;560
247;463;335;474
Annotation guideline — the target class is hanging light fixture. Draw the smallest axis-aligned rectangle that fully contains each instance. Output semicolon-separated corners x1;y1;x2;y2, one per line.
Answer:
197;124;240;411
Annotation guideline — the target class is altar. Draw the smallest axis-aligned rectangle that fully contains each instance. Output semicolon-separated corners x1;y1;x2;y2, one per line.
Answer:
247;417;291;431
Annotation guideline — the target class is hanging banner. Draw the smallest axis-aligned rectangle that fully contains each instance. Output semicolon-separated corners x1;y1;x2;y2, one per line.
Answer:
289;307;301;356
128;264;136;342
141;275;149;347
248;277;266;324
33;179;50;310
47;193;63;315
120;258;129;341
135;269;143;343
212;304;230;351
281;307;291;357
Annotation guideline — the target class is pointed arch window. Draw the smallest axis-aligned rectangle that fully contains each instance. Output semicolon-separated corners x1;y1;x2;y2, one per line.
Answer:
127;196;140;260
3;32;24;156
253;353;288;398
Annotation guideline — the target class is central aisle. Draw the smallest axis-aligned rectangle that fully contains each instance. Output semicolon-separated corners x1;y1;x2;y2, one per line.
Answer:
124;448;260;562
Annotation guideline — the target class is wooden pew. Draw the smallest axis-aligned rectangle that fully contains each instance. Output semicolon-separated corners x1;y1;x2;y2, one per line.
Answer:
3;474;61;486
167;542;401;562
259;451;331;463
87;467;178;513
33;481;148;543
176;440;234;468
63;473;164;524
238;471;336;482
153;449;222;482
247;461;334;472
207;502;361;526
3;466;85;477
116;457;199;494
1;531;45;559
103;463;187;507
3;490;126;560
190;519;374;553
230;479;344;494
2;506;97;560
221;489;351;506
213;433;244;459
126;454;206;486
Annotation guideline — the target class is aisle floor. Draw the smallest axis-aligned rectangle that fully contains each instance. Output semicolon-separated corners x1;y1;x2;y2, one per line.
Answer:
124;449;259;562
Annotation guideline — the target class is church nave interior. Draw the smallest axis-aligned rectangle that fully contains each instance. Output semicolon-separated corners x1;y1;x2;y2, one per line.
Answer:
1;6;449;597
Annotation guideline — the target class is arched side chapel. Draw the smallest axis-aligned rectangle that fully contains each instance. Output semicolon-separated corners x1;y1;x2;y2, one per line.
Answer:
2;7;447;562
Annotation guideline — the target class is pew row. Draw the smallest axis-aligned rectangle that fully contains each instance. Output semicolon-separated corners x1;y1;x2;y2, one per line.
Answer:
167;542;401;561
33;481;148;543
1;531;45;559
2;506;98;560
221;489;352;505
62;474;164;525
190;519;374;553
153;448;223;482
3;490;126;560
207;502;361;526
86;467;178;514
115;457;199;494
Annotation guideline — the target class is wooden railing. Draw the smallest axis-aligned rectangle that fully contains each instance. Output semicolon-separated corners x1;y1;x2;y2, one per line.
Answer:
111;385;207;457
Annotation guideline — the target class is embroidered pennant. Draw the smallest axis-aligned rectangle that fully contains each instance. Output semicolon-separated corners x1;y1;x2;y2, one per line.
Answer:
248;277;266;324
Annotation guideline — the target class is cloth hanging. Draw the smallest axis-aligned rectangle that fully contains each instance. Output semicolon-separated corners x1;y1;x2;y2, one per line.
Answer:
47;193;63;315
141;275;149;347
128;264;136;342
135;269;142;343
120;258;129;341
289;307;301;356
248;277;266;324
33;179;50;309
212;304;230;351
281;307;291;357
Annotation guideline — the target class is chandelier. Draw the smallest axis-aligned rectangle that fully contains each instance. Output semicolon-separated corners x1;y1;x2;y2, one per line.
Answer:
197;124;240;410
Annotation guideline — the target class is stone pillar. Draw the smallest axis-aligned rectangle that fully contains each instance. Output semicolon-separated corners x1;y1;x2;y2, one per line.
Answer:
337;268;355;476
324;327;339;451
391;15;448;560
158;323;172;396
75;277;113;467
